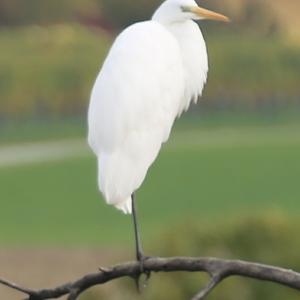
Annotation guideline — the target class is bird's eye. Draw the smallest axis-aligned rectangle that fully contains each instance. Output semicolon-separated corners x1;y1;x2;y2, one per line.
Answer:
181;6;191;13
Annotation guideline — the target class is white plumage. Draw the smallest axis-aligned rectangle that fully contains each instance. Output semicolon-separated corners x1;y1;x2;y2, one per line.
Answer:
88;0;228;214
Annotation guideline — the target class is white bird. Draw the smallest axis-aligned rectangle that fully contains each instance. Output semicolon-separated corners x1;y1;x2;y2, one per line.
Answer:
88;0;229;266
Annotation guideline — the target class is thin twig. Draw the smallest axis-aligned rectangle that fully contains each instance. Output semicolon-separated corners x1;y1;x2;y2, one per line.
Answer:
0;277;35;296
191;273;223;300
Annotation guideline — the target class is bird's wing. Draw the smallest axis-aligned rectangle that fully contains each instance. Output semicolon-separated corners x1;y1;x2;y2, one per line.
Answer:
88;21;185;211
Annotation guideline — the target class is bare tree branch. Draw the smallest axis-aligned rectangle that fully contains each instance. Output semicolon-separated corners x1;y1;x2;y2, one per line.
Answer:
1;257;300;300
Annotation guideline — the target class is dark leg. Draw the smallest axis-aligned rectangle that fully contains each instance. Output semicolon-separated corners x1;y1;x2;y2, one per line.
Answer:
131;193;151;292
131;193;144;262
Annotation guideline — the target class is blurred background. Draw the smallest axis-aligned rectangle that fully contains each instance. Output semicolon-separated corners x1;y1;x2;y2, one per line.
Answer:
0;0;299;299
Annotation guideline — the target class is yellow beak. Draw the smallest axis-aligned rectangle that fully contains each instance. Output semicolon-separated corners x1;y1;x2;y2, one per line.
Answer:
190;6;230;22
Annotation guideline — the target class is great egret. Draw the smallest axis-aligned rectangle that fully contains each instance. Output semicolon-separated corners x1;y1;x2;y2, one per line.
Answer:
88;0;229;267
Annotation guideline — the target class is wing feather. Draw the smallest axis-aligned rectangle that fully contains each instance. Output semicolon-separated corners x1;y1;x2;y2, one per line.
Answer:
88;21;185;211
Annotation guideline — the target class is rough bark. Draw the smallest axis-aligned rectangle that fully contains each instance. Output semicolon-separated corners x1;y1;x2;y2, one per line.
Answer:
1;256;300;300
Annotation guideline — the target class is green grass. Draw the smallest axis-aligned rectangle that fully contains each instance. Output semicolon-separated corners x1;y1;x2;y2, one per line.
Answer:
1;109;299;145
0;114;299;247
0;118;86;145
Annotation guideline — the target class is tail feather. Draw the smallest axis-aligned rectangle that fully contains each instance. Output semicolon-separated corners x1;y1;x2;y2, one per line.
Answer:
114;197;132;214
96;130;163;215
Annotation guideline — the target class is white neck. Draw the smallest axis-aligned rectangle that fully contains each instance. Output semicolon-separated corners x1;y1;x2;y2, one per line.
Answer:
153;18;209;114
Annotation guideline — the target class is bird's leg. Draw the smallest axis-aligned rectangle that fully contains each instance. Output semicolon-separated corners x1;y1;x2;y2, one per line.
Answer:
131;193;144;263
131;193;151;291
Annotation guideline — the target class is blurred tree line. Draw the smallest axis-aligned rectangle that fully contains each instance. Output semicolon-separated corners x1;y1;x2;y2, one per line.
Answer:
0;0;98;26
0;0;299;119
0;0;286;34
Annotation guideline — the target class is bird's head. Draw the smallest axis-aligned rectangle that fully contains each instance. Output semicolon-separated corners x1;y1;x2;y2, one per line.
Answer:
153;0;230;24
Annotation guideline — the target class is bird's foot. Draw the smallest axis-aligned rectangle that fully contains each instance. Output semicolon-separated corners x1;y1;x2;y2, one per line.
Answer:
134;254;152;293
